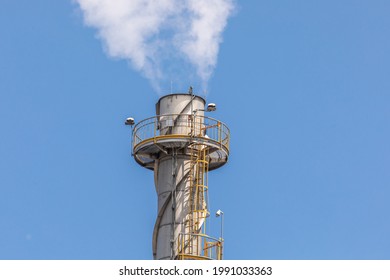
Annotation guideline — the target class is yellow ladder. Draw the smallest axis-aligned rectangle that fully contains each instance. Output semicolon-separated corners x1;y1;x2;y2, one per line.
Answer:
179;142;209;259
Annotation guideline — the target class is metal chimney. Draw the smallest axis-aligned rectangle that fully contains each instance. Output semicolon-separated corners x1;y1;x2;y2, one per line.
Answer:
129;92;230;260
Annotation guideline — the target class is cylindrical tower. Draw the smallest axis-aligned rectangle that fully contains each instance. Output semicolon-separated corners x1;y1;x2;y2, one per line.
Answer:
131;93;230;260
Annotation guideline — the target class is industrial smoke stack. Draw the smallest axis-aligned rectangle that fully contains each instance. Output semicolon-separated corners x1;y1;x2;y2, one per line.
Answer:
129;92;230;260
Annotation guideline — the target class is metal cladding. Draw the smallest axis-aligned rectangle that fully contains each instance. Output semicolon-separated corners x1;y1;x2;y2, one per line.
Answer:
131;92;230;260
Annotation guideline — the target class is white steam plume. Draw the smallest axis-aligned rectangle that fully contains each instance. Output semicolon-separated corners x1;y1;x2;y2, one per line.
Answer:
75;0;235;92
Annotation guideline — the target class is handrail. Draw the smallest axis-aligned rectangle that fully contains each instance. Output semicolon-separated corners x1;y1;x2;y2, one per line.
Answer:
175;232;223;260
132;114;230;151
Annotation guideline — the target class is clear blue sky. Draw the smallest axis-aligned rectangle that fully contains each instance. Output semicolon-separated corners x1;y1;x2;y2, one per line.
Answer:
1;0;389;260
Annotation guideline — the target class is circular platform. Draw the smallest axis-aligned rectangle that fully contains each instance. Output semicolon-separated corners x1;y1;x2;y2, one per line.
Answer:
132;114;230;171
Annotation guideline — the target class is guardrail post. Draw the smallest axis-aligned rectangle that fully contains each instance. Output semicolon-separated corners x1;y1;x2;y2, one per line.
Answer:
154;117;156;143
218;121;221;144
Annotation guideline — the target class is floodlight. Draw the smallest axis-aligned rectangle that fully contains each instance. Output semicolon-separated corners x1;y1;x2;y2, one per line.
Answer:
125;117;135;126
216;209;224;217
207;103;217;112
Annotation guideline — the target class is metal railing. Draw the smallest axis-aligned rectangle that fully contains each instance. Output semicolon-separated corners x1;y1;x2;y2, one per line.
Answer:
175;232;223;260
132;114;230;150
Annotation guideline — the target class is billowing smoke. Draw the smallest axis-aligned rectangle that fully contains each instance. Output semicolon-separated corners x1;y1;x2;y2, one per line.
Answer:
75;0;235;93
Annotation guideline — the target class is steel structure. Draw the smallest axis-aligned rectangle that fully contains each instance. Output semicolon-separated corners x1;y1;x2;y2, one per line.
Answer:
131;93;230;260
